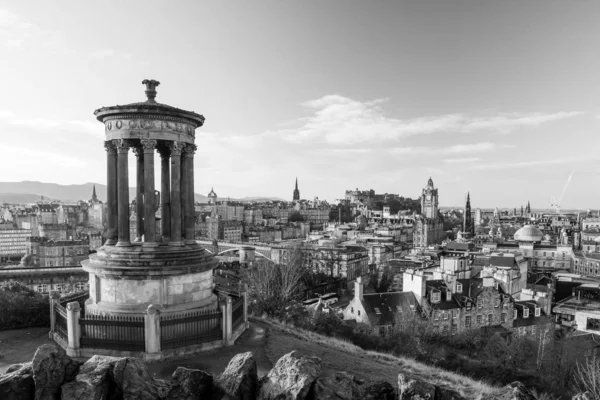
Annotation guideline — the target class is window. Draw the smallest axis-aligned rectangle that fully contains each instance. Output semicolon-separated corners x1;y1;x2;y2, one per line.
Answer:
523;308;529;318
357;310;360;316
488;314;493;325
434;311;440;321
465;315;472;327
374;307;381;315
431;291;441;303
351;307;354;313
451;325;457;335
531;325;537;335
444;312;449;320
476;315;482;324
36;284;48;293
500;313;506;323
494;298;500;308
446;291;452;301
535;307;540;317
452;310;458;320
456;283;463;293
477;298;482;308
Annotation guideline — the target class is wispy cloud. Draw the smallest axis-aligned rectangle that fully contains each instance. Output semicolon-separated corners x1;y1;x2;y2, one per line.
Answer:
0;111;103;137
0;9;68;52
88;49;116;59
386;142;514;156
281;95;582;145
444;158;481;164
470;157;584;171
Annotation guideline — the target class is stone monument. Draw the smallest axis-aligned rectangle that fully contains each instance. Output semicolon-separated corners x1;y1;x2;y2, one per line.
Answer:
82;79;217;315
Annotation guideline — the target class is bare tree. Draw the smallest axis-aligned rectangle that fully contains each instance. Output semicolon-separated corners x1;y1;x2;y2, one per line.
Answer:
243;243;308;316
572;355;600;399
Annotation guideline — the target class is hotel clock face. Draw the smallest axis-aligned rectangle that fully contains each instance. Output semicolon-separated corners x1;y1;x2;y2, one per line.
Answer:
426;195;431;201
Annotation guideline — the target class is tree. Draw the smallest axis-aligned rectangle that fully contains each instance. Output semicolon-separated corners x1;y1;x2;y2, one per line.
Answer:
572;356;600;399
243;243;308;316
289;211;304;222
484;333;509;367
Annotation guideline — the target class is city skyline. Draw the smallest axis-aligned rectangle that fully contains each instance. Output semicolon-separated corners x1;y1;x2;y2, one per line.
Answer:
1;1;600;208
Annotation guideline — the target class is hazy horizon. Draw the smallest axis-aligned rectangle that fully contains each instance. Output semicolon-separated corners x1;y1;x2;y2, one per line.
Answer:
2;1;600;209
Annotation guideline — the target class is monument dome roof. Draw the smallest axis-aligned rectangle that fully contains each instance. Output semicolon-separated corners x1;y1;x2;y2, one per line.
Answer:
514;225;543;242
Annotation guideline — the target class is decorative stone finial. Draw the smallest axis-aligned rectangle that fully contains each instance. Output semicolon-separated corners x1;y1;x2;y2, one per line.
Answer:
142;79;160;103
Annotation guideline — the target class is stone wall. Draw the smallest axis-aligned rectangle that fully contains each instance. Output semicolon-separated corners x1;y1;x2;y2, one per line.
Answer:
0;343;552;400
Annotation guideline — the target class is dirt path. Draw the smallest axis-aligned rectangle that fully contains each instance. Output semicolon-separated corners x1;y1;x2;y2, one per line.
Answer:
0;327;53;374
146;322;272;380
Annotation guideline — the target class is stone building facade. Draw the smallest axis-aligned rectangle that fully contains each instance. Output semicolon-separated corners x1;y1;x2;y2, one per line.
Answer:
0;228;32;259
26;237;90;267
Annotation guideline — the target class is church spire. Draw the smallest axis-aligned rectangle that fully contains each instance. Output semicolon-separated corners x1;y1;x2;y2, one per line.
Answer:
293;177;300;201
92;184;98;202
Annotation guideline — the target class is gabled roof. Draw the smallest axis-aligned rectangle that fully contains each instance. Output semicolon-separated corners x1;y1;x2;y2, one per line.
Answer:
361;292;419;326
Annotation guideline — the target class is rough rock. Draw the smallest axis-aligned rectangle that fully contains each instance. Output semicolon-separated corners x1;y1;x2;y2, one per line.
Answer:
5;363;30;375
312;372;354;400
0;363;35;400
436;386;467;400
257;351;321;400
214;352;257;400
60;355;120;400
32;344;79;400
397;373;436;400
111;357;168;400
353;379;396;400
490;382;536;400
164;367;212;400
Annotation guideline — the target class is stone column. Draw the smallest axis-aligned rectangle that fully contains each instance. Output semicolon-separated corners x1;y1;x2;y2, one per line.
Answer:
168;141;185;246
48;291;61;339
104;141;118;245
144;305;161;361
133;146;144;241
225;297;233;345
243;286;249;328
115;139;131;247
66;301;81;357
183;145;197;244
141;139;158;246
159;147;171;242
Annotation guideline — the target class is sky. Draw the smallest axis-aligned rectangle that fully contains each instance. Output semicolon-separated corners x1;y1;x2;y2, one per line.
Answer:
1;1;600;209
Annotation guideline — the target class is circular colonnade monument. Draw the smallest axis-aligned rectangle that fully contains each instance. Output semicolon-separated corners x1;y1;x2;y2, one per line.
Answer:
82;80;217;316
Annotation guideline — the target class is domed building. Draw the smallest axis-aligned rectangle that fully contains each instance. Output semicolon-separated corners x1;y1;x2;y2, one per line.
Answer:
513;225;543;243
484;223;573;272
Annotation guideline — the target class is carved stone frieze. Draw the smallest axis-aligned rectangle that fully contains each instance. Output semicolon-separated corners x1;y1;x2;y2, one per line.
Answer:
106;118;195;137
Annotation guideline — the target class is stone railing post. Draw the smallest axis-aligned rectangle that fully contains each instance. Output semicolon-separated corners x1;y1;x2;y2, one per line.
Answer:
48;291;61;339
144;305;161;361
226;297;233;345
66;301;81;357
243;285;249;328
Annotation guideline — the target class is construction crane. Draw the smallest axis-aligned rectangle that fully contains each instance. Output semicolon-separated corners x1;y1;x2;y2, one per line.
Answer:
550;171;575;214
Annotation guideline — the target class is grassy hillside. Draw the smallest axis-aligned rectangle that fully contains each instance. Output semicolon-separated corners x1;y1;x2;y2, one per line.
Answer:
258;317;502;399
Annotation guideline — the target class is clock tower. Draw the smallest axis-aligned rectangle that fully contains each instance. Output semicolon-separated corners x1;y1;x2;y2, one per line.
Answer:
421;177;438;219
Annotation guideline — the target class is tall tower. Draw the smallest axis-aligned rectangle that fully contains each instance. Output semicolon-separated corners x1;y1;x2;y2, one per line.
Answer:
463;192;473;236
293;177;300;201
91;184;98;202
420;177;438;219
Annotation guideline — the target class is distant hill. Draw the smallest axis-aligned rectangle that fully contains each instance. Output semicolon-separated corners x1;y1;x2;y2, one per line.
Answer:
0;193;58;204
0;181;281;204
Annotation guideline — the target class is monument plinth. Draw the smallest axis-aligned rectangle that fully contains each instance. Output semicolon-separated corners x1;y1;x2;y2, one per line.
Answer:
82;80;217;315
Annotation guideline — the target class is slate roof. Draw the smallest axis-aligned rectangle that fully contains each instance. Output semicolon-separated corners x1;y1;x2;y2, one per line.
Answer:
513;300;551;328
362;292;419;326
489;254;516;268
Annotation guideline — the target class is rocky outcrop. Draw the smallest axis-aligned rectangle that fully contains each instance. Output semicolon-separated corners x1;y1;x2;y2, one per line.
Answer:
398;373;466;400
257;351;321;400
165;367;212;400
111;358;169;400
32;344;80;400
489;382;536;400
214;352;256;400
312;372;354;400
60;355;120;400
0;344;542;400
0;363;35;400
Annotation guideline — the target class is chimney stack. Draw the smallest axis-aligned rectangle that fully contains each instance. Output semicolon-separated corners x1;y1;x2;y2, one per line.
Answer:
355;276;364;301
